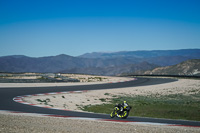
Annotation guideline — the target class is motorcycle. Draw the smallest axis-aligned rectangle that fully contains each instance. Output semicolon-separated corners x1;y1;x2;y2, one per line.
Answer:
110;105;132;119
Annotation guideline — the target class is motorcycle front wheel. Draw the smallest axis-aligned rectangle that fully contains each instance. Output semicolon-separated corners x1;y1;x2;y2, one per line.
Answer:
110;110;116;118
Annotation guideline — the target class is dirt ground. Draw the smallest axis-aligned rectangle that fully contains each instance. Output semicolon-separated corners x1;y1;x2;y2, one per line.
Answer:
0;112;199;133
0;74;132;88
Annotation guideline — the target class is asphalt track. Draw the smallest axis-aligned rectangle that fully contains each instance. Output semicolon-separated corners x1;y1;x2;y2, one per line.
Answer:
0;77;200;127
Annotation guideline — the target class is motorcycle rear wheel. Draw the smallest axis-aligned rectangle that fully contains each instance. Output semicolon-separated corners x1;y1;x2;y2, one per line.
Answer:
120;111;129;119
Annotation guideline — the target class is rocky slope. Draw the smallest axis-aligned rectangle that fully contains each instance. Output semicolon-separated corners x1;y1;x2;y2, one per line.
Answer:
138;59;200;76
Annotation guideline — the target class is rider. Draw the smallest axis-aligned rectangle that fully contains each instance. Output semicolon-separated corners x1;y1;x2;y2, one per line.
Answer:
115;101;129;113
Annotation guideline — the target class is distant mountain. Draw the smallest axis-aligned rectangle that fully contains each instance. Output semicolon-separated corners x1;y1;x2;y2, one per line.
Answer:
79;49;200;58
61;62;158;76
80;49;200;66
133;59;200;76
0;54;140;73
0;54;84;73
0;49;200;76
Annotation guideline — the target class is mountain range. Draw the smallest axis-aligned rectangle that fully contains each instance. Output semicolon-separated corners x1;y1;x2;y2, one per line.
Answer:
132;59;200;76
0;49;200;76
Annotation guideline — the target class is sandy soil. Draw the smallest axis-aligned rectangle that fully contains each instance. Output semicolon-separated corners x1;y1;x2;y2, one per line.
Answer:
0;112;199;133
0;75;132;88
23;78;200;112
5;76;40;79
62;74;128;82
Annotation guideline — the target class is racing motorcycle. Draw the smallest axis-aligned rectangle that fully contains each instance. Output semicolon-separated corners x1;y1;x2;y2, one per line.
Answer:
110;104;132;119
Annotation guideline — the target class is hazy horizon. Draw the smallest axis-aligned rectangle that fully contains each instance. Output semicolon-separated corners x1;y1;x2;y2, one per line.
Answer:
0;48;199;58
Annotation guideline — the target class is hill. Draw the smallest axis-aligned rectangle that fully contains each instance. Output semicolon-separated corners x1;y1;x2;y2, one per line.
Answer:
61;62;158;76
133;59;200;76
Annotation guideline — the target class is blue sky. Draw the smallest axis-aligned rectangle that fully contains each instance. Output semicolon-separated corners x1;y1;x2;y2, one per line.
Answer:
0;0;200;57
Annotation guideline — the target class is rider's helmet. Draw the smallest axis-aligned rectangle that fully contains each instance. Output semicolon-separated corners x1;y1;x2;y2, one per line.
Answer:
123;101;128;106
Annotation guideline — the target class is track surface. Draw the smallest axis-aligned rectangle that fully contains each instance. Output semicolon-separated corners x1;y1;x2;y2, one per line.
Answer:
0;78;200;127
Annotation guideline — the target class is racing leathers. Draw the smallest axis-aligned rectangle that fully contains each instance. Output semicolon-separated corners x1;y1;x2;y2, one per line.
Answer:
115;102;129;114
